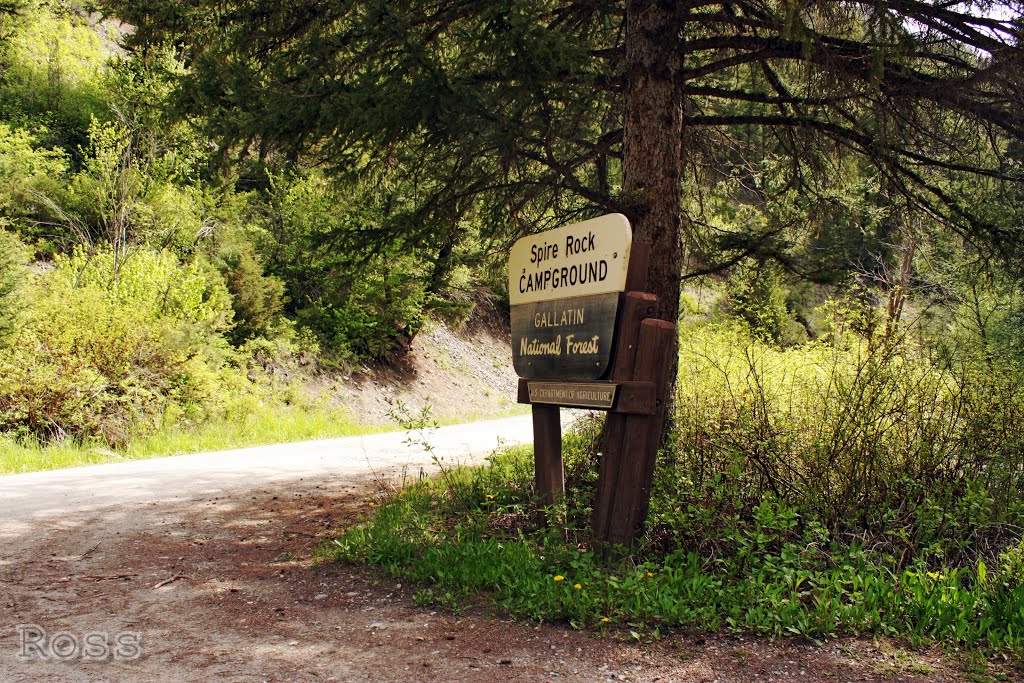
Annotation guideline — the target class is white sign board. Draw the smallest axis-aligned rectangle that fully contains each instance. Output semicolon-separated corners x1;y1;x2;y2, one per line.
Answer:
508;214;632;306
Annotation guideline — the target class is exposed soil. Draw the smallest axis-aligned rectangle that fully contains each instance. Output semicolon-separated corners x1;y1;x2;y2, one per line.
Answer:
1;477;1009;682
332;310;521;427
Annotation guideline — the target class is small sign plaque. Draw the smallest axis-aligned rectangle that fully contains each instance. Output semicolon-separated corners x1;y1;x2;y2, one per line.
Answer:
528;381;618;410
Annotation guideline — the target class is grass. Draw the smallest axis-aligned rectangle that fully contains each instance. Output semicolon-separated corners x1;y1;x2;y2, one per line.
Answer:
0;404;382;474
0;401;531;475
318;433;1024;663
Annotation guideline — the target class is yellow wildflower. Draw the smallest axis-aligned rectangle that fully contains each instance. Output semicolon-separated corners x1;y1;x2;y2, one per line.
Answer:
573;583;582;590
553;575;565;582
600;617;610;623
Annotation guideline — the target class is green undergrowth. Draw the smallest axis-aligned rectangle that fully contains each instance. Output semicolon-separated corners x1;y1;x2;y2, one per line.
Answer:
0;403;379;474
321;444;1024;657
321;318;1024;661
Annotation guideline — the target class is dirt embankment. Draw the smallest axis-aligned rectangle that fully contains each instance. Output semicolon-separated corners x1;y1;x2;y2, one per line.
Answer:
330;312;521;427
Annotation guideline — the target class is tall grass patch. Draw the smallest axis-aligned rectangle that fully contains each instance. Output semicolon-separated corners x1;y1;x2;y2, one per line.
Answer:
667;322;1024;565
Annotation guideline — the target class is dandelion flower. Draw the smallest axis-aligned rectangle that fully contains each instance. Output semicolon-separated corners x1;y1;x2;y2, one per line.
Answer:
573;583;582;590
553;575;565;582
646;571;654;577
600;617;610;623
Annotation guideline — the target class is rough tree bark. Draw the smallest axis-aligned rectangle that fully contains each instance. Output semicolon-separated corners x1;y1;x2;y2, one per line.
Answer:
623;0;683;323
621;0;685;402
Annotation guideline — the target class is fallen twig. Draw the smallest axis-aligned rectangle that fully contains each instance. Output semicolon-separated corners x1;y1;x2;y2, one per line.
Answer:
151;574;190;590
78;542;102;560
82;573;137;582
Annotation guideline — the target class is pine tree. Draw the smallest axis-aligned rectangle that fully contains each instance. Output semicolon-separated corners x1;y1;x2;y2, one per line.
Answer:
107;0;1024;426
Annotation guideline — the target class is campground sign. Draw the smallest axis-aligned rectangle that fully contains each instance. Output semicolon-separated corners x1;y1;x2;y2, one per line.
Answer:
508;213;677;549
509;214;632;380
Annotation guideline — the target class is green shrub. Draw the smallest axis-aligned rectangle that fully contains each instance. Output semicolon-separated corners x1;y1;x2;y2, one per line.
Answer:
0;230;27;346
666;321;1024;565
0;122;69;236
218;245;286;344
312;257;428;360
253;168;477;361
0;2;110;151
724;259;806;345
55;246;232;330
0;246;234;445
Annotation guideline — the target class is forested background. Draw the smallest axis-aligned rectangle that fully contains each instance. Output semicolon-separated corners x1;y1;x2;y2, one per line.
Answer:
4;2;1024;645
0;1;498;449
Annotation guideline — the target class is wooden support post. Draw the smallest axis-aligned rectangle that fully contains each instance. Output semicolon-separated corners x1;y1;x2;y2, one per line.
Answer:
532;404;563;517
605;319;676;546
625;244;651;292
520;237;655;536
591;243;654;540
592;291;657;541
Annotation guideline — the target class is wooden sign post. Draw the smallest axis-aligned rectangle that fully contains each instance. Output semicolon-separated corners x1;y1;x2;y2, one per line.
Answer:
509;214;676;547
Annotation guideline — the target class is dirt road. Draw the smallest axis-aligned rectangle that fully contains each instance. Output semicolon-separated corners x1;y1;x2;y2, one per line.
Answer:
0;419;977;682
0;416;538;535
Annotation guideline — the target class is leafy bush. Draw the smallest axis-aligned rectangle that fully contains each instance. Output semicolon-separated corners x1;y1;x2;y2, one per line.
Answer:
311;256;429;359
56;246;232;329
0;247;234;445
0;230;27;346
0;2;110;150
0;122;68;235
38;113;221;257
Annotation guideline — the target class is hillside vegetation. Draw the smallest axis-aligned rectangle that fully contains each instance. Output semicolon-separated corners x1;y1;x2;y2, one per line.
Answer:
0;3;500;464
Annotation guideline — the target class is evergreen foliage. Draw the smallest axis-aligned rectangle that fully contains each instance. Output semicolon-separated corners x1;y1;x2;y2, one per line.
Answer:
218;244;285;344
104;2;1024;311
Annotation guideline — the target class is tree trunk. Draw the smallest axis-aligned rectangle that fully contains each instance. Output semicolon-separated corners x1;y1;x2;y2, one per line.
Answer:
621;0;684;427
623;0;683;325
